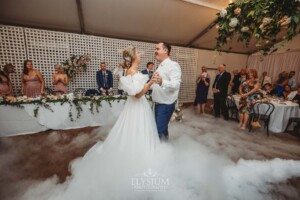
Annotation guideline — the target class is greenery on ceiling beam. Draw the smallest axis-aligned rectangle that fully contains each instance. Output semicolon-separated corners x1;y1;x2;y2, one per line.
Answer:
214;0;300;55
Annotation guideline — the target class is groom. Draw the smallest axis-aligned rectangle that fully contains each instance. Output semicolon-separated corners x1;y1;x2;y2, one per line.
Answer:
151;42;181;141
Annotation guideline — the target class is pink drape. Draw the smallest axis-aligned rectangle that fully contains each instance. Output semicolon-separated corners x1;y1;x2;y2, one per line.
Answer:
247;51;300;83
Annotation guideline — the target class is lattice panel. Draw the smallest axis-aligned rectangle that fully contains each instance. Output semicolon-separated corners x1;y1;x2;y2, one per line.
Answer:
0;25;27;95
68;34;102;92
171;46;198;103
1;25;198;102
25;28;70;92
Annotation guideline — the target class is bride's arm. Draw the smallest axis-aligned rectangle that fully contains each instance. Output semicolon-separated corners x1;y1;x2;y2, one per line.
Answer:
135;81;153;98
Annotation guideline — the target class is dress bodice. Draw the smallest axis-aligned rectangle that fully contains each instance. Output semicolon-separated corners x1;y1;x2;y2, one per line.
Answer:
23;74;40;82
120;73;148;96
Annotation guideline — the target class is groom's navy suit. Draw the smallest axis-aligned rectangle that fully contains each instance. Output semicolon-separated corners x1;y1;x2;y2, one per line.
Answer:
96;70;113;95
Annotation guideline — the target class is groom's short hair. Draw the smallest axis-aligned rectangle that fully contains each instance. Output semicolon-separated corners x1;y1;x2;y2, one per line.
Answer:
161;42;171;56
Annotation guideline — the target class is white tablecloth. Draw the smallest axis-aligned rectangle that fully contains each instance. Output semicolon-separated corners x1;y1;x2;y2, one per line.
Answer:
0;100;125;137
231;95;300;133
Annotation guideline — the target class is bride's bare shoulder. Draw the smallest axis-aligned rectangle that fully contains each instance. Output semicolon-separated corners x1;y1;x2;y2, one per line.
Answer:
126;69;138;77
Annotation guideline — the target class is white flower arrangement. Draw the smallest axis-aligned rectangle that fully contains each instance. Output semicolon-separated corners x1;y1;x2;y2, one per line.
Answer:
62;54;91;81
220;9;227;18
241;26;250;32
170;103;184;122
229;18;239;28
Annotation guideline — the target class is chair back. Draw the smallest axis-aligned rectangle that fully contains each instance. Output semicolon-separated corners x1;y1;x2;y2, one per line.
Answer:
85;89;100;97
252;101;275;121
226;95;237;109
74;88;86;96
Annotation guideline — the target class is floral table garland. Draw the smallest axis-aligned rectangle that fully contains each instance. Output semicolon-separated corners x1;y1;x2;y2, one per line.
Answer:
0;94;130;122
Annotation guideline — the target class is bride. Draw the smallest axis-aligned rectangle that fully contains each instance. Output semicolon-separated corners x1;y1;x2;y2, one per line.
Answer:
33;46;163;200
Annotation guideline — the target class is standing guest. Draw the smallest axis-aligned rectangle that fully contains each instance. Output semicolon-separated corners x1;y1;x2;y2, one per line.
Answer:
195;71;210;114
292;86;300;105
239;69;260;130
212;64;231;120
274;71;289;96
113;63;125;95
52;64;68;95
152;42;181;141
230;69;240;94
201;66;210;80
21;60;44;97
96;62;113;95
141;62;154;94
260;71;272;86
0;63;15;97
288;71;297;90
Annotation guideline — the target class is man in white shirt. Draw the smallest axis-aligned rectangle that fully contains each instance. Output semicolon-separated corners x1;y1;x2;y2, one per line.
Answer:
152;42;181;141
113;63;125;95
288;71;297;90
260;71;272;87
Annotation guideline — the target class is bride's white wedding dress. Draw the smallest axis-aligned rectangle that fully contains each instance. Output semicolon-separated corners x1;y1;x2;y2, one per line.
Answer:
46;73;162;200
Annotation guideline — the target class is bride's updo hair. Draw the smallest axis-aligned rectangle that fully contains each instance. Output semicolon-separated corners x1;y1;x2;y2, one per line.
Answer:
122;46;136;69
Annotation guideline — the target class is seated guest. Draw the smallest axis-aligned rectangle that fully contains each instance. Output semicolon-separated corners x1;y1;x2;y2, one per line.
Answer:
113;63;125;95
260;71;272;86
52;64;68;95
21;60;45;97
96;62;113;95
292;86;300;105
282;84;292;100
230;69;240;94
274;71;289;96
239;69;260;130
288;71;297;90
0;63;15;97
141;62;154;94
263;83;277;96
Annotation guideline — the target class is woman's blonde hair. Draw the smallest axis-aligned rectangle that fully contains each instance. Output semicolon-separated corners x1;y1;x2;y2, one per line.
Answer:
249;68;258;79
122;46;136;68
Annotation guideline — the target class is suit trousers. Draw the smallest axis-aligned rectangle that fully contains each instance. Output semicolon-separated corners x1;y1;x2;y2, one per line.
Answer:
155;103;175;141
213;93;229;120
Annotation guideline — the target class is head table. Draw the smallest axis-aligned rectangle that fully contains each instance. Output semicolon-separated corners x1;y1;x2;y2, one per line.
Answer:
231;95;300;133
0;95;127;137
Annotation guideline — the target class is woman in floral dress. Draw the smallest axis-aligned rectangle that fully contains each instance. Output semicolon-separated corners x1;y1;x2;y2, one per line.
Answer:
239;69;260;130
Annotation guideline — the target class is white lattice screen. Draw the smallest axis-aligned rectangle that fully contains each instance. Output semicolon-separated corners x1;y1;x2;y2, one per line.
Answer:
0;26;27;94
0;25;197;102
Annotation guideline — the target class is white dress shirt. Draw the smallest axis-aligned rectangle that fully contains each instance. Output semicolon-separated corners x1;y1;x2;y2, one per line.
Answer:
152;58;181;104
113;67;125;90
260;75;272;86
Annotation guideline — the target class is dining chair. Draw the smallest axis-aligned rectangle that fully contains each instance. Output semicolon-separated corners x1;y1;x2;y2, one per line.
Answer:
249;102;275;136
226;95;239;122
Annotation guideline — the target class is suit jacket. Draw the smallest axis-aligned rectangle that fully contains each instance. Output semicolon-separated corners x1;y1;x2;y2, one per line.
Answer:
96;70;113;90
141;69;153;82
212;71;231;96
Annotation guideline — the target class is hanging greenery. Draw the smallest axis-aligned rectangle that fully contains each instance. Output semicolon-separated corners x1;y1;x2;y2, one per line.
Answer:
214;0;300;55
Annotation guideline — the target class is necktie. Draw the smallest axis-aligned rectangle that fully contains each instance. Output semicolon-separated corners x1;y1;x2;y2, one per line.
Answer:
261;77;265;86
215;74;222;88
103;72;106;87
